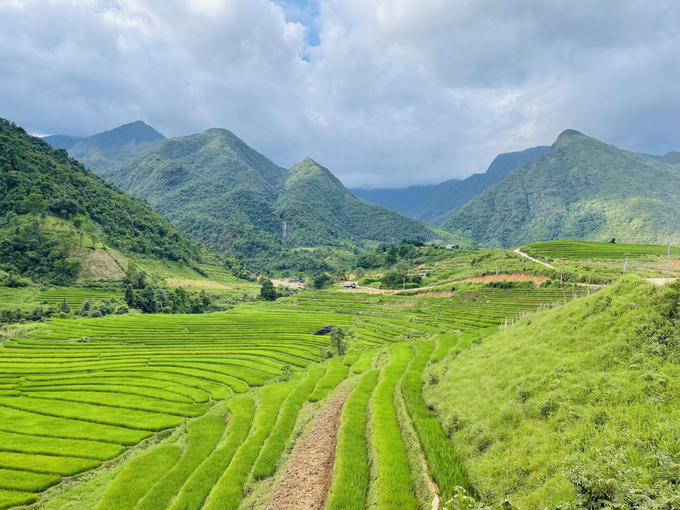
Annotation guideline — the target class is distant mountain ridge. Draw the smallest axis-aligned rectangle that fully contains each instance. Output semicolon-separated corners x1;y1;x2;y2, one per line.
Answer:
442;129;680;247
92;127;452;268
351;145;549;225
44;121;166;173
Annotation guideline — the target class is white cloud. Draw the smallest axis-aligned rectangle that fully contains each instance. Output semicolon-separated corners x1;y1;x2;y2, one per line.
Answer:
1;0;680;188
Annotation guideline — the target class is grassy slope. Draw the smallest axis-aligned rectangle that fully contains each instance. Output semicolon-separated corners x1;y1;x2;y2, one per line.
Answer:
443;129;680;248
426;277;680;508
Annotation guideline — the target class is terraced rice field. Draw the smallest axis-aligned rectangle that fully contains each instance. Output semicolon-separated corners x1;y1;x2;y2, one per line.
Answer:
0;286;584;510
523;240;680;260
35;289;122;308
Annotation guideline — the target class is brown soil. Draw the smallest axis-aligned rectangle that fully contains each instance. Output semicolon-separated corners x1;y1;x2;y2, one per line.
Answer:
669;259;680;268
458;273;548;284
267;393;348;510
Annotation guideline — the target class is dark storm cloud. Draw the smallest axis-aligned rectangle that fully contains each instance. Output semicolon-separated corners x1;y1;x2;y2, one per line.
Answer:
1;0;679;188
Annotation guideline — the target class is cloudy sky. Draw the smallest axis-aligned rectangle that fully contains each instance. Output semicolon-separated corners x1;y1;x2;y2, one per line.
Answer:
2;0;679;188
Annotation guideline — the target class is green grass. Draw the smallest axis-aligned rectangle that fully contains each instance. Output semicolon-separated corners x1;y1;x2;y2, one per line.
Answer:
96;444;181;510
202;383;292;510
135;415;225;510
326;369;379;510
309;357;350;402
425;277;680;508
371;343;419;510
251;366;326;480
402;341;470;499
167;397;255;510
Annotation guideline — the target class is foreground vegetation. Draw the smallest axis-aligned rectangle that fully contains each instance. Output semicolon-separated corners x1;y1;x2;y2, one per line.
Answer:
426;277;680;508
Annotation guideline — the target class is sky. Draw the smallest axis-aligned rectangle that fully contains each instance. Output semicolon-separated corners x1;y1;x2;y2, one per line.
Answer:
1;0;680;189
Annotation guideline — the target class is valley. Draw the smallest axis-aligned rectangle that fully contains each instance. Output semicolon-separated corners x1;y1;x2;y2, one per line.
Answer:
3;116;680;510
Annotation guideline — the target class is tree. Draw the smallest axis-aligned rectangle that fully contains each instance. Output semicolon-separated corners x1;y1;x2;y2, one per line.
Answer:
72;216;84;230
124;284;134;307
260;277;278;301
22;193;47;220
59;299;70;314
330;326;348;356
355;267;366;278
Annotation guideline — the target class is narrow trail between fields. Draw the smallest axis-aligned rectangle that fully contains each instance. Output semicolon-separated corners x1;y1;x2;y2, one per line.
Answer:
513;248;556;269
266;392;348;510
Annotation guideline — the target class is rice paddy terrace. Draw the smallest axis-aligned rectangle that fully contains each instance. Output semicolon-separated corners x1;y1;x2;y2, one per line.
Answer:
0;286;584;510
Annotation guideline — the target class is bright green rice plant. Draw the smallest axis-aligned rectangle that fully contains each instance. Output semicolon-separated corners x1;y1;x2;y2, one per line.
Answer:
251;367;326;480
325;369;379;510
309;358;349;402
135;415;225;510
0;396;185;431
96;444;181;510
0;406;150;445
343;349;362;366
168;397;255;510
0;469;60;492
202;383;292;510
0;489;37;510
350;350;375;374
371;343;419;510
0;451;99;476
402;341;471;499
0;430;124;460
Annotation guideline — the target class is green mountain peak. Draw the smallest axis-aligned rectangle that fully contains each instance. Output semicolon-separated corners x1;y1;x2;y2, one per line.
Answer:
550;129;590;150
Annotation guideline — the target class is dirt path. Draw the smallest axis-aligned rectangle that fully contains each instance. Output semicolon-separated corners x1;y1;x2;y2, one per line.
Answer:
646;278;678;285
513;248;556;270
267;393;348;510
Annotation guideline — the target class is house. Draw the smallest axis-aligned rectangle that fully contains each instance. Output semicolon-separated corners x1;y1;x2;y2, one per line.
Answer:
343;282;357;289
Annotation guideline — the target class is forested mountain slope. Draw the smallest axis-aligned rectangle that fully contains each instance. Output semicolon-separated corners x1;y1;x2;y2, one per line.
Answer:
442;129;680;247
44;121;166;174
351;145;549;224
0;118;204;282
100;129;445;264
277;158;440;246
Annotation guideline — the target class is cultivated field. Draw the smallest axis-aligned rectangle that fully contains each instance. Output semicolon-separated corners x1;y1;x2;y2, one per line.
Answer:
0;286;584;510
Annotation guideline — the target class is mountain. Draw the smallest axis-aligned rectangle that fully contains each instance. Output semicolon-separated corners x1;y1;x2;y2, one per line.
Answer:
658;151;680;165
96;128;447;268
42;134;83;150
442;129;680;247
277;158;440;246
350;145;549;225
44;121;166;174
350;183;451;217
0;118;203;283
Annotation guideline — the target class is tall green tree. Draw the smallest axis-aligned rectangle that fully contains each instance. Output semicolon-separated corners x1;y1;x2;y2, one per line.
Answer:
259;278;278;301
22;193;47;220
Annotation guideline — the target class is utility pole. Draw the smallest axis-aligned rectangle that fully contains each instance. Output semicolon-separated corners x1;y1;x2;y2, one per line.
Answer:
668;245;671;284
560;260;563;288
623;256;628;276
495;263;498;282
402;276;406;291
